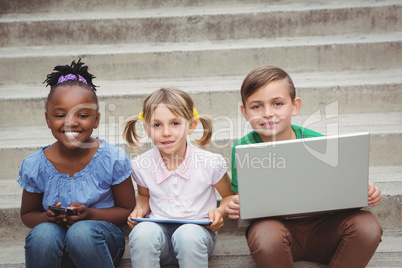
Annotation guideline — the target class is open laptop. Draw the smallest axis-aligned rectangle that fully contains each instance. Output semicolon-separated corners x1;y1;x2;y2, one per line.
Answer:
235;132;369;227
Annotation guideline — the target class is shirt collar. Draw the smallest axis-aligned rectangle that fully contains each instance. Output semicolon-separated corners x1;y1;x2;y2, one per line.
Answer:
154;141;194;184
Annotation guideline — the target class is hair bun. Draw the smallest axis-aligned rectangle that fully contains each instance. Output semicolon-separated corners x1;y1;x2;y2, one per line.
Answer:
43;58;97;90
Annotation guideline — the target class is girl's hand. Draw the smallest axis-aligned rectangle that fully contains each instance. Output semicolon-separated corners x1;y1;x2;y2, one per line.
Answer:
226;195;240;219
128;186;151;229
65;202;88;228
205;209;224;232
368;181;381;207
127;207;145;229
46;202;67;226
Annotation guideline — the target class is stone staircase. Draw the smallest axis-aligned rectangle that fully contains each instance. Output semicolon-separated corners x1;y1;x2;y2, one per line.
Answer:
0;0;401;267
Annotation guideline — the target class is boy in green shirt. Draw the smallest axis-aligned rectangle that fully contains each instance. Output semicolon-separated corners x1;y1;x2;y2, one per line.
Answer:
226;66;382;267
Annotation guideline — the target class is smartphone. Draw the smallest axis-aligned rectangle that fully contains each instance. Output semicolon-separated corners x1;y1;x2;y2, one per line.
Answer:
48;206;78;216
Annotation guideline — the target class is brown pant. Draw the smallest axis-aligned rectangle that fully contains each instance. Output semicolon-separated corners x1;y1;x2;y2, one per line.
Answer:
246;210;382;268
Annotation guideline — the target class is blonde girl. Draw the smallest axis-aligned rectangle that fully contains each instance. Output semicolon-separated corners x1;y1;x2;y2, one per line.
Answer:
123;88;234;267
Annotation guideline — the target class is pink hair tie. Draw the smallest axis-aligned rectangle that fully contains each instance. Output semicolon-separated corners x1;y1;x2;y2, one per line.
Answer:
57;74;87;85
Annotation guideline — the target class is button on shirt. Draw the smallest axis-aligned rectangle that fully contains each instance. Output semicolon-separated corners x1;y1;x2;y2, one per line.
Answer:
131;142;227;221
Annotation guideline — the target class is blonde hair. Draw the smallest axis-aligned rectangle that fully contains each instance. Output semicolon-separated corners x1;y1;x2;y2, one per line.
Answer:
123;88;213;151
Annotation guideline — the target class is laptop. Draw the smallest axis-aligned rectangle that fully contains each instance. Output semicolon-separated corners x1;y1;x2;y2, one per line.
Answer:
235;132;369;227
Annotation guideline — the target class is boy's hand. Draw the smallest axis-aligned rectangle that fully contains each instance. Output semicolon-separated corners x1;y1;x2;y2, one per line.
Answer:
127;207;146;229
205;209;224;232
226;195;240;219
368;181;381;207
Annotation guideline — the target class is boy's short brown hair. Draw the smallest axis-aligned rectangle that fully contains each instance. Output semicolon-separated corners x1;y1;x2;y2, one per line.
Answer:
240;66;296;106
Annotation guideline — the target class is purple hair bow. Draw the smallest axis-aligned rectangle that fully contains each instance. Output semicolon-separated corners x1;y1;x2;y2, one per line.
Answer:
57;74;87;85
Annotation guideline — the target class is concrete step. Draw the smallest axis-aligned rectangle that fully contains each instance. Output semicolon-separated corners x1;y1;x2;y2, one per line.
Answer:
0;112;401;180
1;32;402;84
1;1;400;47
1;0;400;15
1;226;401;267
1;69;401;127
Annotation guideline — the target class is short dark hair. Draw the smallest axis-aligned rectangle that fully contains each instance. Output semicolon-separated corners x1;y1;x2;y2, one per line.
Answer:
240;66;296;106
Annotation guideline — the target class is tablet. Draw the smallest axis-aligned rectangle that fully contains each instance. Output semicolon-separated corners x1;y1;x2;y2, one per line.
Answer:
130;218;212;225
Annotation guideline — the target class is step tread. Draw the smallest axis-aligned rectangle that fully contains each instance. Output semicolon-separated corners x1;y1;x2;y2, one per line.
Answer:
1;230;401;266
1;69;401;100
2;0;401;14
2;2;400;48
2;0;400;21
1;31;402;58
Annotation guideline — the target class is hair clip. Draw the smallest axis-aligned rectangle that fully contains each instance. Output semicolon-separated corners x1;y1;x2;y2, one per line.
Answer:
193;108;200;121
57;74;88;85
138;111;144;121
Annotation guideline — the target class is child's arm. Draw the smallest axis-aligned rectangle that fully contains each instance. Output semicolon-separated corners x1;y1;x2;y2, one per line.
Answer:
20;190;67;228
127;185;151;229
66;176;135;227
368;181;381;207
206;172;236;232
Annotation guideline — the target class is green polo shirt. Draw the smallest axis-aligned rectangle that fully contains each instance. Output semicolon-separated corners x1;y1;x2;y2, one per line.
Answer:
230;125;323;192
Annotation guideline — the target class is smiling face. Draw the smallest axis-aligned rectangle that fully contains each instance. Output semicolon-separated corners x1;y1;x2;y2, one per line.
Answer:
145;104;197;160
241;79;301;142
45;85;100;150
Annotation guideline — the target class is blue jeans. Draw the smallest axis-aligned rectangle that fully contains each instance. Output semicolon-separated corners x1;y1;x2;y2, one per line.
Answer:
25;220;125;268
128;222;216;268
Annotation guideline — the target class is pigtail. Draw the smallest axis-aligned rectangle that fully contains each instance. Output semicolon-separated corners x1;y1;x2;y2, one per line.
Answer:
194;114;213;148
122;116;144;151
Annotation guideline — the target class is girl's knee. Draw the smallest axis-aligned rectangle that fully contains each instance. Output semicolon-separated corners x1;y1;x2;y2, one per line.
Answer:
172;224;215;264
66;220;94;241
25;222;66;256
65;220;110;252
129;222;165;249
172;224;214;252
173;224;209;242
26;222;65;246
